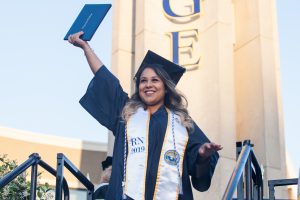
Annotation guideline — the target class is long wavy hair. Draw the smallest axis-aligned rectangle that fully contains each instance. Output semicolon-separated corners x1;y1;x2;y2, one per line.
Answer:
121;64;194;131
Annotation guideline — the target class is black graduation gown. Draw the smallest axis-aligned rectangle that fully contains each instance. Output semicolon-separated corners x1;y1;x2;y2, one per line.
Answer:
80;66;219;200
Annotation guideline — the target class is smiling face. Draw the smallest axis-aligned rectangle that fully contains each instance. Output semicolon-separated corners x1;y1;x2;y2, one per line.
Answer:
138;67;166;112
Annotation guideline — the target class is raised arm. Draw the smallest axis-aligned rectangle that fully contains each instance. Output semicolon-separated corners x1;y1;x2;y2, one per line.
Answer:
68;31;103;74
67;31;129;133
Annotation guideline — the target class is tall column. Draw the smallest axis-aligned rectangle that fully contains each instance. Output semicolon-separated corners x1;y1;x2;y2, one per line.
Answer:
133;1;236;199
234;0;287;197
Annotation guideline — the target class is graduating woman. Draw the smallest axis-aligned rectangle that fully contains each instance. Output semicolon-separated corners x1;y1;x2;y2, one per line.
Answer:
68;31;222;200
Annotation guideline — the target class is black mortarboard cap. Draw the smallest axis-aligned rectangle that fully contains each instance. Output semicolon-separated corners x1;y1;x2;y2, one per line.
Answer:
101;156;112;170
135;50;186;85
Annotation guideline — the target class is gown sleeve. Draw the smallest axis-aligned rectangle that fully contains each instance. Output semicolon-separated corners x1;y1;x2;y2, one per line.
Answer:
79;66;129;134
186;122;219;192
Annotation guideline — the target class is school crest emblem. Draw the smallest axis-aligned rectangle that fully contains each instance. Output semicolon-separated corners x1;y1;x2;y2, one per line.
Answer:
164;150;180;165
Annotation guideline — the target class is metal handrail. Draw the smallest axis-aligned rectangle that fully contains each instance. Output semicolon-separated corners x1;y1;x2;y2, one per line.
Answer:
268;178;299;200
39;159;70;199
250;150;263;199
0;153;70;200
55;153;94;200
222;140;263;200
0;153;39;189
222;143;251;199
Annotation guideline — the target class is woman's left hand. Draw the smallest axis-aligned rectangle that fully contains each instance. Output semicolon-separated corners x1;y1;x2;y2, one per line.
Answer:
198;142;222;159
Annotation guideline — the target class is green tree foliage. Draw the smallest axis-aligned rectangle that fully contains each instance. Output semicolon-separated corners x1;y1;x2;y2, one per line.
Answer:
0;154;53;200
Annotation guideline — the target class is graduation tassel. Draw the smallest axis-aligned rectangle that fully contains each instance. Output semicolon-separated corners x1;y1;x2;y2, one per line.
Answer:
122;181;127;200
179;178;183;194
178;177;183;200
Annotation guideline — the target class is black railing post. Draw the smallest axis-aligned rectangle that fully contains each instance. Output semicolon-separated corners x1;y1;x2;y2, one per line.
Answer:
62;154;94;199
250;151;263;200
236;142;244;200
55;154;65;200
55;153;94;200
244;140;253;200
30;162;38;200
268;181;275;200
245;155;252;200
29;153;40;200
87;190;93;200
256;183;262;200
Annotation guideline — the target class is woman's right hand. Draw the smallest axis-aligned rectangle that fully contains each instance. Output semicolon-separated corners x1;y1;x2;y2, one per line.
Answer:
67;31;103;74
68;31;89;50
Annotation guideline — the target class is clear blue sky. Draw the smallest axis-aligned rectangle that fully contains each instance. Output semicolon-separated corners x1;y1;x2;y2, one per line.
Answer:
0;1;299;172
277;1;300;173
0;1;113;143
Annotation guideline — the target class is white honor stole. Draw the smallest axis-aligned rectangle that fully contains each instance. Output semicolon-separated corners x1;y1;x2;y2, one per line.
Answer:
125;107;188;200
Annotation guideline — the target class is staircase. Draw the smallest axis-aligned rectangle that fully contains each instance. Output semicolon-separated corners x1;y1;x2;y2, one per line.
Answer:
0;140;299;199
223;140;299;200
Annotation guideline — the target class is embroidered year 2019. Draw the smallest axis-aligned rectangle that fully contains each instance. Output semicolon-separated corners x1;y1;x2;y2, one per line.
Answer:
164;150;180;165
130;137;146;154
